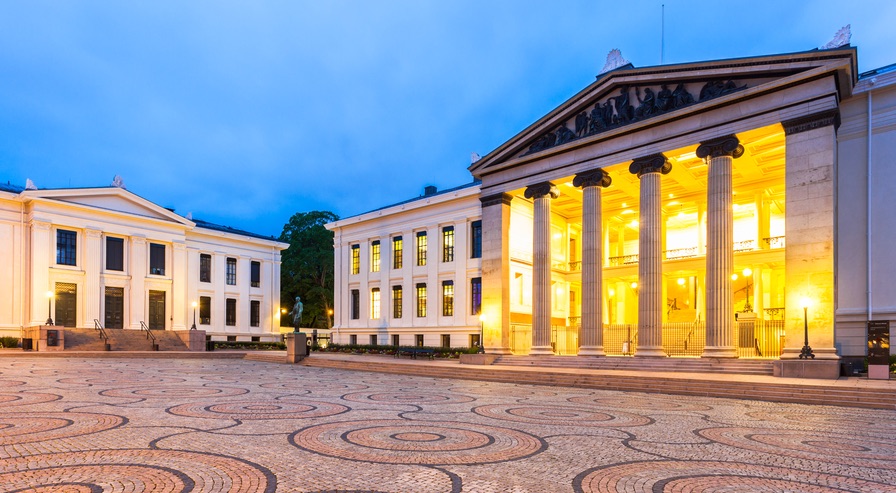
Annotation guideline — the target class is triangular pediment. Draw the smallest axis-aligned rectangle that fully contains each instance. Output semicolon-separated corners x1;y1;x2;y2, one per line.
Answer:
22;187;194;226
470;47;857;177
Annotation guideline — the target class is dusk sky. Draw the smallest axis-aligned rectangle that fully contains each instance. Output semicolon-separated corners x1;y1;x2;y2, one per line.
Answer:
1;1;893;238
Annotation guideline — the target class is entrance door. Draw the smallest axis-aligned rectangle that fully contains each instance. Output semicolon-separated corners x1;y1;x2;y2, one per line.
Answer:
104;287;124;329
148;290;166;330
55;283;77;328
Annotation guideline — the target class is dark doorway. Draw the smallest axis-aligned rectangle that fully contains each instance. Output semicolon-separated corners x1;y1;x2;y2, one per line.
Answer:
104;287;124;329
148;290;166;330
55;282;77;328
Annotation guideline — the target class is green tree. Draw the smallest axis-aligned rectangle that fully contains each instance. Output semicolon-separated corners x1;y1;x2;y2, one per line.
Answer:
279;211;338;329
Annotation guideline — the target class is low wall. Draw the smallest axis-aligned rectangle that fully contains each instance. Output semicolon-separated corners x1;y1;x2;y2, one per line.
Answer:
23;326;65;352
174;330;207;351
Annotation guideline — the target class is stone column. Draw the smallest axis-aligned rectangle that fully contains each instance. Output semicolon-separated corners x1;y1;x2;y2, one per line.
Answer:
129;236;147;329
480;192;513;354
574;169;611;356
525;182;559;355
85;228;103;327
30;221;52;327
698;135;744;358
629;154;672;357
172;242;187;331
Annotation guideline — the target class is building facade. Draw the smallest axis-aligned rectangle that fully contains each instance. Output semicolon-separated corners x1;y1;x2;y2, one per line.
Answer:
0;182;288;341
333;46;896;363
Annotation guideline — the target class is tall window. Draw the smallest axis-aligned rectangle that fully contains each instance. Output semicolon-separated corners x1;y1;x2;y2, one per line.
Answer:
471;277;482;315
105;237;124;271
56;229;77;266
392;285;403;318
199;254;212;282
416;231;427;266
226;257;237;285
351;244;360;274
250;261;260;288
441;334;451;348
199;296;211;324
55;282;77;327
471;220;482;259
225;298;236;326
370;287;381;319
416;283;427;317
370;240;380;272
391;334;400;346
442;226;454;262
250;300;260;327
350;289;360;319
149;243;165;275
392;236;403;269
442;280;454;316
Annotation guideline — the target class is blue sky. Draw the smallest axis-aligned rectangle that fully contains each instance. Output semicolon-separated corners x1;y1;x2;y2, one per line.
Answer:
1;1;892;237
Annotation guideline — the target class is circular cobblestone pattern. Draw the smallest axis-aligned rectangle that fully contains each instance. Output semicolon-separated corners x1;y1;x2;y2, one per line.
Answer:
167;399;350;420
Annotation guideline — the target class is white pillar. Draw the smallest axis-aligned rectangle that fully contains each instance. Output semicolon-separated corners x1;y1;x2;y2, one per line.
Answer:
172;242;187;330
525;182;559;355
574;169;611;356
30;221;52;327
480;193;514;354
84;228;103;327
630;154;671;357
698;136;743;358
129;236;147;329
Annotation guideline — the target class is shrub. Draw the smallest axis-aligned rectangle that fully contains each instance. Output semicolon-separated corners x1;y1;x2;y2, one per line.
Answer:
321;343;480;359
0;337;19;348
210;341;286;351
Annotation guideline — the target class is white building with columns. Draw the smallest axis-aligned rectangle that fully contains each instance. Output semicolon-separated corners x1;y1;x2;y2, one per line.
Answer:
329;45;896;368
0;181;287;342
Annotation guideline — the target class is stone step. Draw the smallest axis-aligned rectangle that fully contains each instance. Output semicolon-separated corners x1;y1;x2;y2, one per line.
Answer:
64;328;188;351
243;352;287;363
493;355;775;375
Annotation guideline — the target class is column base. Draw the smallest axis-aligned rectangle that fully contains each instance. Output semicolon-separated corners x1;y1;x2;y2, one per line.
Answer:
701;346;738;358
780;347;840;360
529;346;554;356
578;346;605;357
485;346;513;355
635;346;667;357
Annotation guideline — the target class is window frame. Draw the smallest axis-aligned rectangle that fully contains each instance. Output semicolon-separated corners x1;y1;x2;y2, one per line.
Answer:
370;240;381;272
56;229;77;266
199;296;211;325
442;280;454;317
225;298;237;326
225;257;237;285
200;253;212;283
250;261;261;288
471;277;482;315
351;244;360;274
415;231;427;266
105;236;124;271
471;220;482;259
442;226;454;263
392;285;403;319
392;236;403;269
149;243;166;276
416;283;427;318
350;289;360;320
250;300;260;327
370;287;381;319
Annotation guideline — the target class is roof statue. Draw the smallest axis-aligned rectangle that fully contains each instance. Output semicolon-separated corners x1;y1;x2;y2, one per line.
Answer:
186;212;193;220
470;152;481;164
111;175;127;189
600;49;630;75
25;178;37;190
820;24;851;50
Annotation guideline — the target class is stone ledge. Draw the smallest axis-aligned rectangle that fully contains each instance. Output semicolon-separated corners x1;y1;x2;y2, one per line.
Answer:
773;359;840;379
459;354;498;365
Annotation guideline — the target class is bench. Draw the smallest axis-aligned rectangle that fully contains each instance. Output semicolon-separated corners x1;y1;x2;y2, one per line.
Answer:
394;348;435;360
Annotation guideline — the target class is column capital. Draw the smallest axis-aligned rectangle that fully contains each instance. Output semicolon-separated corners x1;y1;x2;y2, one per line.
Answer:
480;192;513;208
32;220;52;231
696;135;744;159
131;236;147;245
573;168;612;188
85;228;103;238
629;153;672;177
782;109;841;135
523;182;560;200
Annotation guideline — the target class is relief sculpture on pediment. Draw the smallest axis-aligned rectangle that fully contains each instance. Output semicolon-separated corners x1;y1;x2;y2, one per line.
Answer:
523;79;746;156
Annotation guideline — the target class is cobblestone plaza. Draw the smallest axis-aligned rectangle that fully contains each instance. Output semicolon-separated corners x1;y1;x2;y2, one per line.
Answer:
0;357;893;492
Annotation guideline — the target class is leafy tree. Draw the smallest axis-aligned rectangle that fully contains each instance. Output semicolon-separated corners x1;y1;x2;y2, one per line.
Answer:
279;211;338;329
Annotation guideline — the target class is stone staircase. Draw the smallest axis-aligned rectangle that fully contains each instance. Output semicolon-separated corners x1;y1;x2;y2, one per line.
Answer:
492;355;775;375
64;328;189;351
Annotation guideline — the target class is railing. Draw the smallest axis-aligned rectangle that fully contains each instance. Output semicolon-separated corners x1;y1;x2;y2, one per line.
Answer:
663;322;705;356
551;325;579;355
604;324;637;355
93;319;109;345
734;239;756;252
139;321;157;345
608;254;640;266
763;236;786;249
510;324;531;354
568;261;581;272
736;319;784;358
763;307;785;319
664;247;699;260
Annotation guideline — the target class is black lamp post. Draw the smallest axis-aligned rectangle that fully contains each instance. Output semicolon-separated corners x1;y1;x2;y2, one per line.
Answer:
478;313;486;354
45;290;54;326
798;298;815;359
190;301;197;330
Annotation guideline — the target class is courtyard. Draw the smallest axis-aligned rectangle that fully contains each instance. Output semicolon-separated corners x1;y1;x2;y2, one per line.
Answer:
0;357;893;492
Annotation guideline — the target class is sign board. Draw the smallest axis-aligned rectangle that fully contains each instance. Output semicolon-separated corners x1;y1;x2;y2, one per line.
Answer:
867;320;890;365
46;330;59;347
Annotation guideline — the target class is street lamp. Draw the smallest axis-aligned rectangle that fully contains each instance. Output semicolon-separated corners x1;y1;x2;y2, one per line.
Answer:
190;301;198;330
799;297;815;359
45;290;54;326
478;313;486;354
742;268;753;312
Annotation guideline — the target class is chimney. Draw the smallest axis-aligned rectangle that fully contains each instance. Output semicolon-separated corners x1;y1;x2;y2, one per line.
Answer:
423;185;437;196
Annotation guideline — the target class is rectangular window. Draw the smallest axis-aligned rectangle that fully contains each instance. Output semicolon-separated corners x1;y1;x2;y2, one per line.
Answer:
370;287;381;319
470;334;481;349
149;243;165;275
349;334;358;345
250;300;260;327
441;334;451;348
55;282;77;327
369;334;377;345
416;232;427;266
199;296;211;325
226;257;237;285
350;289;360;320
250;261;260;288
351;244;360;274
227;335;236;342
471;277;482;315
371;240;380;272
392;285;403;319
416;283;427;317
251;336;260;342
392;236;403;269
442;280;454;316
148;290;166;330
56;229;77;266
225;298;236;326
105;237;124;271
391;334;400;346
200;254;212;283
415;334;424;347
442;226;454;262
471;220;482;258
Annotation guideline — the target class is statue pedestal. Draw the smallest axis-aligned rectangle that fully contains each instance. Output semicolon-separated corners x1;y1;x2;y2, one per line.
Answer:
286;333;308;363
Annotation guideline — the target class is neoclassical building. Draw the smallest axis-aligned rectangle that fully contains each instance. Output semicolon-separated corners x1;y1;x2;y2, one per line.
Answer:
333;45;894;366
0;181;288;342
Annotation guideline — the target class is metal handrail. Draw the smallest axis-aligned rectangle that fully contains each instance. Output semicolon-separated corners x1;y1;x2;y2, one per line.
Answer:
139;321;157;344
93;319;109;344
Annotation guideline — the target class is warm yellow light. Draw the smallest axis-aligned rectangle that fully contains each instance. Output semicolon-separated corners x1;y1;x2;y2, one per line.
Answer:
731;274;738;281
328;309;334;316
732;203;740;211
479;313;487;323
667;200;679;206
800;297;812;309
622;209;634;215
191;301;198;308
281;308;287;314
621;202;628;208
552;232;563;239
677;278;685;286
742;268;752;277
628;220;639;229
555;286;564;297
630;282;638;290
46;290;54;299
668;193;674;198
608;288;615;297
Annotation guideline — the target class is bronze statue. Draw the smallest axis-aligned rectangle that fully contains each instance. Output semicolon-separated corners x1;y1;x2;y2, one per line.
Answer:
288;296;303;332
656;84;673;112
